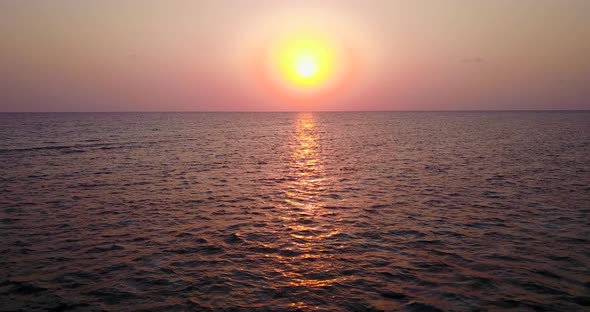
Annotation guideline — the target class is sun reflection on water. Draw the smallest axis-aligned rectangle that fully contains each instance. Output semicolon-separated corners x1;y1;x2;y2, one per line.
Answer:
274;113;343;294
284;113;325;210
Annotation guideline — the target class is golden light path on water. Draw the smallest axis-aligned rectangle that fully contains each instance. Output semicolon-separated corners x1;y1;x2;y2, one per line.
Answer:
273;114;344;309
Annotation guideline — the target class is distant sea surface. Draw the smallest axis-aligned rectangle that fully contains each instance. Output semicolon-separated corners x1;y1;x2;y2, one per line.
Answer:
1;112;589;312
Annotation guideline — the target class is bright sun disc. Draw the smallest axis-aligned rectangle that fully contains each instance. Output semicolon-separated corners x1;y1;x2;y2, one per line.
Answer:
295;55;319;79
272;33;340;91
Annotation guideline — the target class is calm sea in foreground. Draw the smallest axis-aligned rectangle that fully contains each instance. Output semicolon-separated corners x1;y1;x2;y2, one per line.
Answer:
0;112;589;311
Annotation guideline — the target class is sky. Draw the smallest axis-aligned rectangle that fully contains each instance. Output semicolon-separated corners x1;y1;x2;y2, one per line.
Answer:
1;0;589;112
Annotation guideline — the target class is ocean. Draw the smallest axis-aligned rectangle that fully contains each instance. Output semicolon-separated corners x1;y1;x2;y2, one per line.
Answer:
1;112;589;311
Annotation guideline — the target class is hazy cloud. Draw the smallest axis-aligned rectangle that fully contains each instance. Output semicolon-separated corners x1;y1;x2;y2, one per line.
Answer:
460;57;486;64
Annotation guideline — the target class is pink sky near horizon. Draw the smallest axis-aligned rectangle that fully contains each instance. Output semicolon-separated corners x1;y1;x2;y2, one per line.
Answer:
1;0;589;112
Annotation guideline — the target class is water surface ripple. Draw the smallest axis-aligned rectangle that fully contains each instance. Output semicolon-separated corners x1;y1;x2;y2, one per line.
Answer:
1;112;589;311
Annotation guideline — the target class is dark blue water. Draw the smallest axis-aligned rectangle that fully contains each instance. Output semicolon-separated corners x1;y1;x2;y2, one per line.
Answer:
1;112;589;311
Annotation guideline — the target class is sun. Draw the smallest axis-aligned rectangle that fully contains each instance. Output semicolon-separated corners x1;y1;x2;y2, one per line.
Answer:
279;37;333;89
295;55;319;79
239;8;372;102
272;33;338;91
252;29;354;100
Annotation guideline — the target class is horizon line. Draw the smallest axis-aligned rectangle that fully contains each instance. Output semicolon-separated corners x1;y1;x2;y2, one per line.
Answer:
1;109;589;113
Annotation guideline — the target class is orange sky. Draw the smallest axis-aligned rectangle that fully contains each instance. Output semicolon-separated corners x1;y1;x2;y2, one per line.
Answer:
1;0;589;111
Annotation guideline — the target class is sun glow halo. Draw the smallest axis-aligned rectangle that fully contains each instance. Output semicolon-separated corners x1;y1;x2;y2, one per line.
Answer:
271;34;341;93
236;8;380;102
